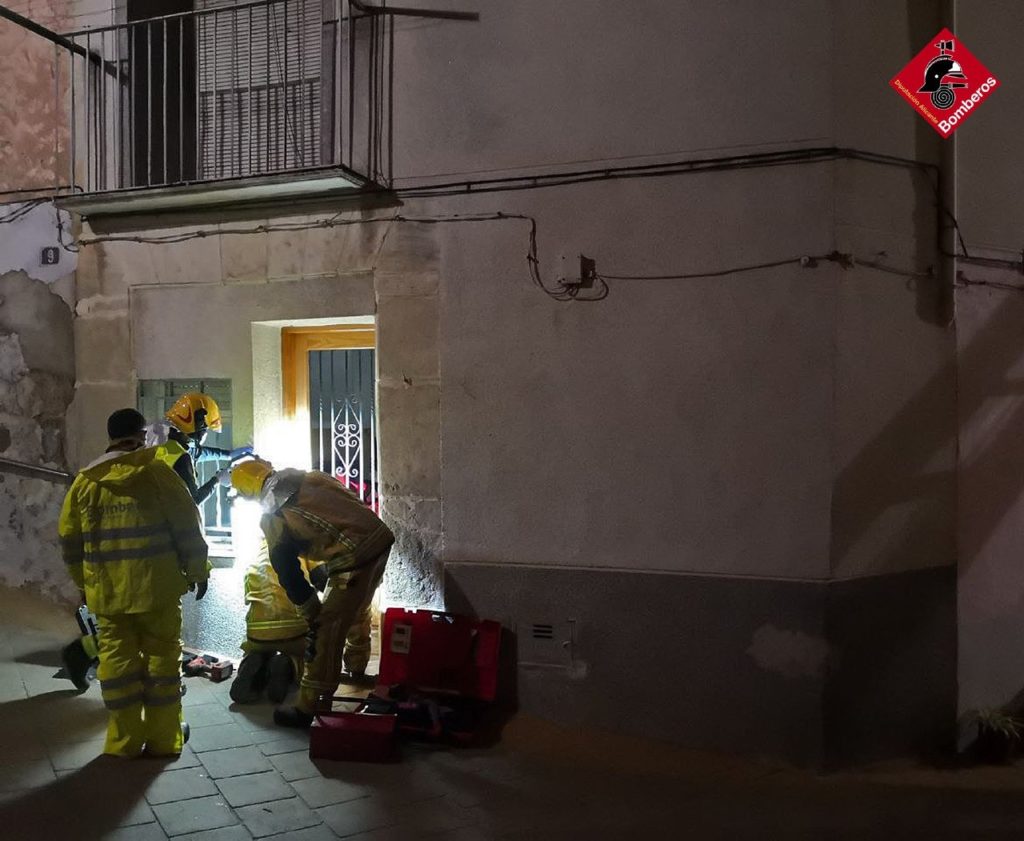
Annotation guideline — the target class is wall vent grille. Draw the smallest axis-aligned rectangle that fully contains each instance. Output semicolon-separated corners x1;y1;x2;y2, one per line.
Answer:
531;623;555;640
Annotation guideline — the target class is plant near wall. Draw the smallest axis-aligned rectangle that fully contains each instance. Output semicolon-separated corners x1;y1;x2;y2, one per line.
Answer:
970;708;1022;764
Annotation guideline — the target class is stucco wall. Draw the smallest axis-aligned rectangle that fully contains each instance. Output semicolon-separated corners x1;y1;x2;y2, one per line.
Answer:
955;0;1024;718
55;0;966;760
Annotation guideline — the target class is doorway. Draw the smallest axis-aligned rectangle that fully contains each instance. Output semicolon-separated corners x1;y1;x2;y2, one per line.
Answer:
281;324;379;504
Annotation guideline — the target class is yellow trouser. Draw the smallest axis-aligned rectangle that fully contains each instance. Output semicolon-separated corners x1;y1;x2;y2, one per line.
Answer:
96;605;183;757
298;550;388;713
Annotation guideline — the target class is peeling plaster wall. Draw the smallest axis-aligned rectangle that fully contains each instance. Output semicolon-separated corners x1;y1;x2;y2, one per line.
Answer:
0;204;77;602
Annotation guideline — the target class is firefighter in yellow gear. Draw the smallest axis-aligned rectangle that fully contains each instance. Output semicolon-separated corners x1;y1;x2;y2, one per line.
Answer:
231;459;393;728
230;543;328;704
59;408;210;757
149;392;248;505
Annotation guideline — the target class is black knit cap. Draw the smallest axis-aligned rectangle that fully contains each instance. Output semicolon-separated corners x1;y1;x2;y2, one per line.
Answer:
107;408;147;441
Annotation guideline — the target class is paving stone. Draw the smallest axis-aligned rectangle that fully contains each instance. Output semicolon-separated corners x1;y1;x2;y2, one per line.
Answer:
185;703;236;728
145;767;220;805
200;746;273;779
0;741;48;766
178;825;254;841
0;759;56;791
152;793;237;837
317;797;406;837
162;745;204;770
189;722;258;753
216;770;296;807
262;826;339;841
48;738;107;771
268;750;321;782
104;822;169;841
292;774;372;808
236;796;323;838
257;732;312;756
118;798;159;827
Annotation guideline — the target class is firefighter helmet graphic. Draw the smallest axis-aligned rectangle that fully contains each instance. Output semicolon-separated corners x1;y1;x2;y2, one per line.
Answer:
918;39;967;109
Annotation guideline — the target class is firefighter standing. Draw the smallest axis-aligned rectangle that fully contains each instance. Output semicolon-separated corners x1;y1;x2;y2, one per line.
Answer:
150;392;251;505
59;408;210;757
230;459;393;728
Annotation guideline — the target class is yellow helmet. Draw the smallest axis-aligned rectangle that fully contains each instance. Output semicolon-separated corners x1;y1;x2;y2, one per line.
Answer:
165;392;222;435
231;459;274;498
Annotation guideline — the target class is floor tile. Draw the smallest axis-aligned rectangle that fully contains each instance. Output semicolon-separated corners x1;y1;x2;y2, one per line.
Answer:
200;746;273;779
104;822;170;841
152;793;237;837
161;745;204;770
189;722;257;753
145;767;220;805
0;759;56;791
215;770;296;807
185;702;237;728
292;774;372;808
317;797;405;837
268;750;321;782
118;798;159;827
263;826;339;841
257;732;311;756
236;796;323;838
48;738;107;771
177;825;254;841
0;740;48;766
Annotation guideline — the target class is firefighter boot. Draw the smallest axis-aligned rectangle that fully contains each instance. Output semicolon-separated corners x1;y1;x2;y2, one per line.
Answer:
273;705;314;729
61;638;95;692
229;651;271;703
265;652;295;704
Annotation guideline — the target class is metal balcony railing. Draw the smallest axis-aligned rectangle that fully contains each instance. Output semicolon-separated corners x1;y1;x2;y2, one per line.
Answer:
59;0;394;196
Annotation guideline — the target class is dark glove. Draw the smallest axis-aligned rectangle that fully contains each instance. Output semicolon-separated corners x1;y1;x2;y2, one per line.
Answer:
308;564;329;592
189;580;209;600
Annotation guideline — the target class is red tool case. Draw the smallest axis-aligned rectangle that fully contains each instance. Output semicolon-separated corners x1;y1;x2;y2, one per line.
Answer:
309;608;502;761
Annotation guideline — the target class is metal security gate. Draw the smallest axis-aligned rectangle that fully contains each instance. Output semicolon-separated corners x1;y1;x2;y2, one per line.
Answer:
309;348;379;512
137;378;234;550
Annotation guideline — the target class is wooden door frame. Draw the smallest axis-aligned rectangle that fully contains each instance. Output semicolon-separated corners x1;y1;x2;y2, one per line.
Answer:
281;324;376;420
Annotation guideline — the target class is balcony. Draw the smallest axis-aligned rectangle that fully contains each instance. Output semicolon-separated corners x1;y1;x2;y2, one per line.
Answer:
57;0;394;217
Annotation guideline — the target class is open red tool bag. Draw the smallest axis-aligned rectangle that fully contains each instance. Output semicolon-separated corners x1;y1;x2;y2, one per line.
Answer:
310;608;502;762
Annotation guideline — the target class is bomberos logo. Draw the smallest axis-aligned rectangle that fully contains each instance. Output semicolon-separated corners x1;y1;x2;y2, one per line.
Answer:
890;28;998;138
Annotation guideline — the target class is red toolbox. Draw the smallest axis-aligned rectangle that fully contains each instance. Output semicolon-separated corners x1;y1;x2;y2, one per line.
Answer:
309;609;503;761
309;709;399;763
379;608;502;703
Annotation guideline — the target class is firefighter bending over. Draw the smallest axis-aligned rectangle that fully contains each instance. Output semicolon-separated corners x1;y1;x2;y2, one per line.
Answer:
230;459;393;728
59;408;210;757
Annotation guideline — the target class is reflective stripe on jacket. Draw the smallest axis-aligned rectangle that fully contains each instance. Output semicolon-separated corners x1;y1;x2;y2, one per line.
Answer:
261;470;393;572
244;542;321;642
259;470;393;608
58;447;209;615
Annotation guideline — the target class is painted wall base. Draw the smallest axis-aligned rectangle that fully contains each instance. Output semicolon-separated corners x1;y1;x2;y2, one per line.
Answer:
445;563;956;768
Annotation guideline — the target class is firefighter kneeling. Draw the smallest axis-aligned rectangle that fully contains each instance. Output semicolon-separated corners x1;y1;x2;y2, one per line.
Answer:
230;459;393;728
230;543;330;705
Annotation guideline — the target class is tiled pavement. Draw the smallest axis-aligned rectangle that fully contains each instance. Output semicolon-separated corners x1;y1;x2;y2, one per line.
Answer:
9;594;1024;839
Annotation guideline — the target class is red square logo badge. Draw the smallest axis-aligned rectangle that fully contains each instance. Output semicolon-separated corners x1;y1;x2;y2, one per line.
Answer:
890;28;999;138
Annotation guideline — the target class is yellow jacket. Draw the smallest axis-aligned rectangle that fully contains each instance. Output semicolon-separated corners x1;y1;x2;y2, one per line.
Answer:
58;447;209;615
244;542;322;643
